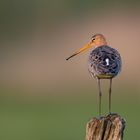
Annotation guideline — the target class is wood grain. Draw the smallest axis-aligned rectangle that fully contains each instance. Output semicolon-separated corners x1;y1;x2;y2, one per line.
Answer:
85;113;125;140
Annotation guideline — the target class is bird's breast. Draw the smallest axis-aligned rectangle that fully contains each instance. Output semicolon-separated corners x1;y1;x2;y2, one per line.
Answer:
88;45;122;79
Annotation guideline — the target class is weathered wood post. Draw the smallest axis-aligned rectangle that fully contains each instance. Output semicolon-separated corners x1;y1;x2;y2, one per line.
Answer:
85;113;126;140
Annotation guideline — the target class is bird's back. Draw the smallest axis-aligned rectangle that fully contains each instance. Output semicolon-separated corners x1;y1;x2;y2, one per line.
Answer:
88;45;122;79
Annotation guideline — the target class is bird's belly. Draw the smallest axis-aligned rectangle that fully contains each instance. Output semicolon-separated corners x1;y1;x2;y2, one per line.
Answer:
88;45;122;79
88;64;117;79
96;74;114;79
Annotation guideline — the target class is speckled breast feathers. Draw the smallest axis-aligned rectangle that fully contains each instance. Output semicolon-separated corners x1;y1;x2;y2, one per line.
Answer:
88;45;122;79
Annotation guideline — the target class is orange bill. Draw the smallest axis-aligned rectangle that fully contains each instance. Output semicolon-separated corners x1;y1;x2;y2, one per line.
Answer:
66;43;92;60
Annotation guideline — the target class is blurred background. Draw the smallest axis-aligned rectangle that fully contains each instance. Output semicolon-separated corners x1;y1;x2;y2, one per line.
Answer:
0;0;140;139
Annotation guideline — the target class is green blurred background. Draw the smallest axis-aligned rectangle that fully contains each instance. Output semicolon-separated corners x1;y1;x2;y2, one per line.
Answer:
0;0;140;139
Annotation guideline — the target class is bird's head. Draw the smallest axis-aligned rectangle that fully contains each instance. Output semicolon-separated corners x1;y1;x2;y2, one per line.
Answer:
66;34;107;60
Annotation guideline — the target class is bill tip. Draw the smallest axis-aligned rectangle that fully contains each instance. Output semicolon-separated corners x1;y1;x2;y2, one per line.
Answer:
66;57;70;61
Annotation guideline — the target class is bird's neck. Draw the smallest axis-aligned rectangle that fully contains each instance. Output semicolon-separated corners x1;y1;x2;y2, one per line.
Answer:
94;42;107;48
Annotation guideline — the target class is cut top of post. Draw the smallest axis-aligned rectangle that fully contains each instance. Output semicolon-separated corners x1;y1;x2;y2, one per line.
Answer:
85;113;126;140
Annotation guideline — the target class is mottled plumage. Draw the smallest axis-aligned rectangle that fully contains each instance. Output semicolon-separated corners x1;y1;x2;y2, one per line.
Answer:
88;45;122;79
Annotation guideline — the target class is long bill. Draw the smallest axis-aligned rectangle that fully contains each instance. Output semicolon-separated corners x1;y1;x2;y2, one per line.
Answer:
66;43;92;60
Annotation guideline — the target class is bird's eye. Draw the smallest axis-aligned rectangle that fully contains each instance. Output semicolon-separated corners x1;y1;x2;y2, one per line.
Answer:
92;38;95;42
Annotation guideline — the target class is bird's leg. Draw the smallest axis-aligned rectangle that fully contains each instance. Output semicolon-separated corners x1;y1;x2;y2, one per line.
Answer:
109;78;112;114
97;78;102;116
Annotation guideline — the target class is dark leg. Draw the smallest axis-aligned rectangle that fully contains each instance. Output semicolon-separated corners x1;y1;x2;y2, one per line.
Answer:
109;79;112;114
97;78;102;116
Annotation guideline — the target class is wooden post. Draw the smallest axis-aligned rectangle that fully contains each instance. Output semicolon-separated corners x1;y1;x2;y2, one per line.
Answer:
85;113;126;140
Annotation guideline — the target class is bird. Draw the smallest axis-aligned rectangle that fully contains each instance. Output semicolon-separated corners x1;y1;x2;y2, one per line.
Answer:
66;34;122;116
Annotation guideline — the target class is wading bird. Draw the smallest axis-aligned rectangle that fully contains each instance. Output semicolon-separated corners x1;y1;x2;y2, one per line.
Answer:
66;34;122;115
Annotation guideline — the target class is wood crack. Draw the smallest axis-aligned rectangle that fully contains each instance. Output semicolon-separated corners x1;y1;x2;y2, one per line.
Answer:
85;113;125;140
